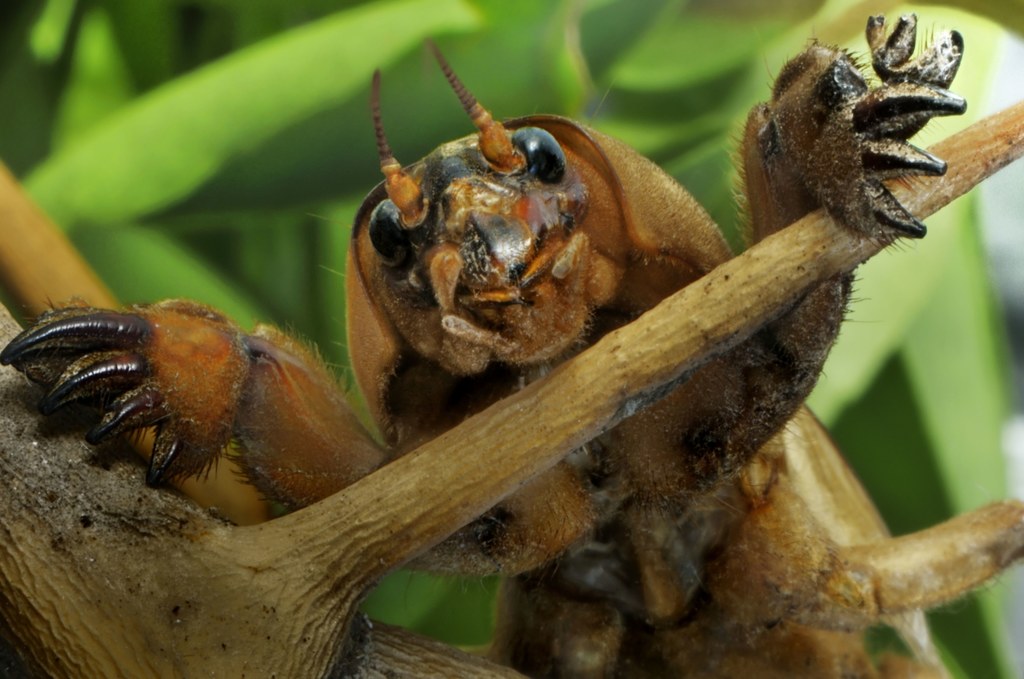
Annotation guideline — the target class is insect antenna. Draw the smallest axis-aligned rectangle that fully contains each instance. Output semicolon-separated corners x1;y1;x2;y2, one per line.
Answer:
371;69;425;227
427;40;524;173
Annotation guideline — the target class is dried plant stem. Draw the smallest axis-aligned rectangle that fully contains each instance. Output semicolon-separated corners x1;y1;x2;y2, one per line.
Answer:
0;164;116;315
272;100;1024;585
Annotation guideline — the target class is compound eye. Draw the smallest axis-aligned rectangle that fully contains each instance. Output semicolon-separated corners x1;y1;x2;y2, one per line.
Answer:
511;127;566;183
368;200;410;266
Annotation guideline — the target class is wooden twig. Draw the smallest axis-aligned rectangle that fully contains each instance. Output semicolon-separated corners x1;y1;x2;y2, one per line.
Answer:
258;100;1024;586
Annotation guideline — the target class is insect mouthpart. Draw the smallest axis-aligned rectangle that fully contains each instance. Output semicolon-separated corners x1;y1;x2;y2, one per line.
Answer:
460;212;535;291
451;184;585;310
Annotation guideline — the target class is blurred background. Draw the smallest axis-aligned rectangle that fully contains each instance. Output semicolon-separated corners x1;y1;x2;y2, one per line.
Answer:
981;27;1024;678
0;0;1021;676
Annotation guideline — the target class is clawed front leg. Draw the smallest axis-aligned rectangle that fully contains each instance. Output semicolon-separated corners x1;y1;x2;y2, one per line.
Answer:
2;300;385;508
744;13;965;240
2;302;234;483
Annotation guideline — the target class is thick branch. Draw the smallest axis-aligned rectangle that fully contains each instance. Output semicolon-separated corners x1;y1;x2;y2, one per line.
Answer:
0;305;522;677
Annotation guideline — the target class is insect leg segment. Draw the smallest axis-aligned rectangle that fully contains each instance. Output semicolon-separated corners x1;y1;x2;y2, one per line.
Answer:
3;301;248;482
2;300;385;502
690;9;969;530
867;14;963;92
838;501;1024;619
715;464;1024;634
232;326;386;509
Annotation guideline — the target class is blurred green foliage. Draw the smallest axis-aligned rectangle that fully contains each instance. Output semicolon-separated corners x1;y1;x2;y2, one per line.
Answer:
1;0;1019;675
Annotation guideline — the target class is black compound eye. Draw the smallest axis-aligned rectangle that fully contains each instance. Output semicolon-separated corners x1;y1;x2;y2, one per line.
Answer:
368;200;410;266
511;127;566;183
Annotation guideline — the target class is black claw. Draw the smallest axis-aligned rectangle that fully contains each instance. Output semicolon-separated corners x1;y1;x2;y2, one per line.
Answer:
875;210;927;238
862;140;946;179
39;354;147;415
853;84;966;136
865;15;886;50
868;13;963;89
1;312;150;366
873;14;917;77
869;182;927;238
896;30;964;88
949;30;964;57
147;437;182;486
86;386;166;444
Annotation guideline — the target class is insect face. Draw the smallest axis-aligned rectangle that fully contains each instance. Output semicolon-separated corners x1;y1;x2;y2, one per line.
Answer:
356;59;609;375
365;128;591;370
377;132;585;296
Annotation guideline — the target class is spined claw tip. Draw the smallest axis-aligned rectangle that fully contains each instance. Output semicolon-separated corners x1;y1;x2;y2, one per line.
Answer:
86;387;165;445
38;354;147;416
0;312;151;368
147;438;182;486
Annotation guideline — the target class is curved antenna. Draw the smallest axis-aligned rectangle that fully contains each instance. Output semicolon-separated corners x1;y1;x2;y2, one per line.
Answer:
427;41;524;173
371;70;425;226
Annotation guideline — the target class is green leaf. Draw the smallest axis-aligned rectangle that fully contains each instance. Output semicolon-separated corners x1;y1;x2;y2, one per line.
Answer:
26;0;482;228
578;0;682;81
362;571;499;646
70;225;268;328
0;3;66;176
160;1;584;215
900;202;1015;679
97;0;178;91
52;6;136;149
607;13;789;91
28;0;76;63
902;207;1011;514
931;0;1024;37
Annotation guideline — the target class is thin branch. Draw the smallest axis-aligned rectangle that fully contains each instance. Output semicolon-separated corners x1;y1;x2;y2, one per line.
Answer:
250;101;1024;585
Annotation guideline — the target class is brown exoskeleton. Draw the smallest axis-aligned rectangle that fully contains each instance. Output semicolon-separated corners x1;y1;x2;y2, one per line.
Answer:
2;14;1021;677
